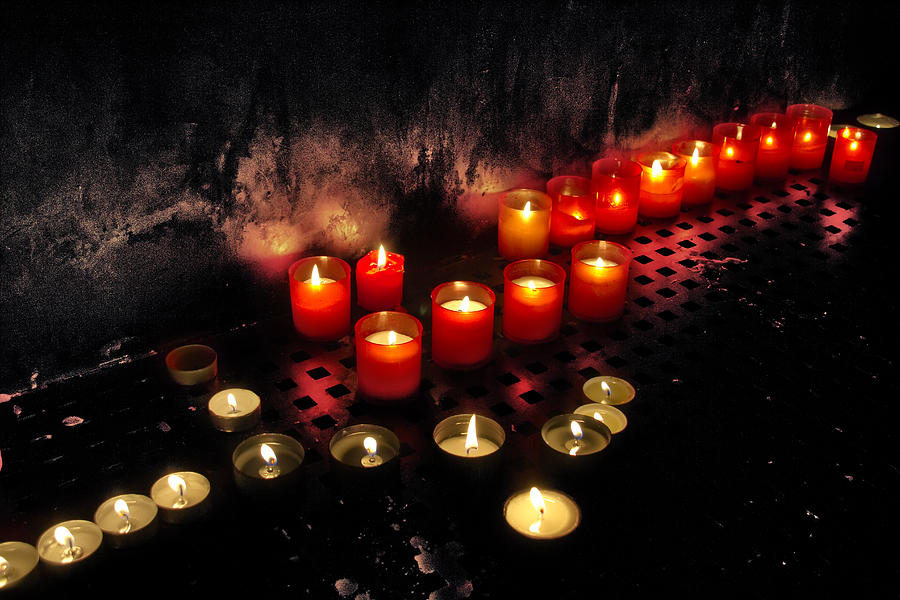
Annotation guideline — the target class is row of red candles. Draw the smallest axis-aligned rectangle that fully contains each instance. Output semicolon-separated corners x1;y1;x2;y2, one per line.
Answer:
289;239;631;403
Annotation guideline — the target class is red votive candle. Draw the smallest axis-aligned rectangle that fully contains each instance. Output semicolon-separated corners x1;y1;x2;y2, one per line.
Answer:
568;240;633;322
355;245;405;312
498;189;552;260
712;123;761;191
354;311;422;403
431;281;496;370
786;104;833;170
288;256;351;341
672;140;719;206
636;151;686;218
502;260;566;345
592;158;641;235
829;127;877;184
750;112;794;180
546;176;595;247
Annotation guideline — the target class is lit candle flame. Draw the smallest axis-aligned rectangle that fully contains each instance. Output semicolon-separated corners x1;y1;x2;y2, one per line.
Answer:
771;121;777;129
0;556;8;577
691;147;699;166
465;414;479;454
528;487;546;533
850;141;858;151
569;420;584;455
364;436;378;457
612;192;622;207
573;211;583;221
167;474;186;497
594;257;615;268
803;131;812;142
114;499;130;519
593;411;605;422
260;443;278;466
842;128;850;138
458;295;470;312
601;380;611;397
377;244;387;269
522;201;532;218
387;330;398;345
765;136;774;146
736;127;743;141
528;280;536;291
310;264;321;286
725;146;734;157
227;392;238;413
854;130;862;140
53;527;75;549
651;159;663;177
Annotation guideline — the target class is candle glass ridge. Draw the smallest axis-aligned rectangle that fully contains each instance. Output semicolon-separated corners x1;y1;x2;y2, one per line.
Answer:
567;240;633;322
786;104;833;170
430;281;496;370
546;175;595;247
829;127;877;184
671;140;719;206
749;112;795;180
354;311;423;404
165;344;217;386
232;433;305;494
288;256;352;341
497;188;552;260
93;494;158;548
502;260;566;344
712;122;761;191
636;151;686;218
591;158;641;234
355;247;405;311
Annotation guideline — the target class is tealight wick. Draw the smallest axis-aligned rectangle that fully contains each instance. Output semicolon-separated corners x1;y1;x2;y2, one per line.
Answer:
362;436;383;467
168;474;188;508
259;443;281;479
227;392;238;413
114;498;132;534
54;526;83;562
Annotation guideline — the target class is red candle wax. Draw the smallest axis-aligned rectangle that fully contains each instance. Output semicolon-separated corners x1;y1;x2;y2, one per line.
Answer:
502;260;566;345
786;104;833;170
712;123;761;191
829;127;877;184
431;281;496;370
568;240;633;322
591;158;641;235
750;112;794;180
288;256;351;341
636;151;686;218
672;140;719;206
546;176;595;247
355;245;405;312
354;311;422;404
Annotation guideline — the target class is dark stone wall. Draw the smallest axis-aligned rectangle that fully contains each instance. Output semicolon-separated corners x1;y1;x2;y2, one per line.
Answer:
1;0;896;388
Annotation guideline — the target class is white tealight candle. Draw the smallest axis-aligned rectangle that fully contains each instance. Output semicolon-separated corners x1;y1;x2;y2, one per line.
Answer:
541;414;611;456
579;256;619;267
150;471;211;523
510;276;555;289
583;376;635;405
573;403;628;434
93;494;158;547
208;388;261;432
435;414;502;458
364;330;414;345
0;541;39;589
503;487;580;540
440;296;488;312
36;521;103;567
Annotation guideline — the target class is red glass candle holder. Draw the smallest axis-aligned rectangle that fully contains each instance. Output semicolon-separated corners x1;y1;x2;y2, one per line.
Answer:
546;176;595;247
750;113;794;180
712;123;761;191
636;151;686;218
568;240;633;322
502;260;566;345
671;140;719;206
431;281;496;370
497;189;552;260
786;104;833;170
591;158;641;235
355;247;405;312
829;127;877;184
354;311;423;404
288;256;351;341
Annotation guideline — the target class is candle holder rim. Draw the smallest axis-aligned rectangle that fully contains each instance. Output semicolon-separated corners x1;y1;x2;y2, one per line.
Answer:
232;432;306;476
540;413;612;454
836;126;878;142
354;310;424;342
749;112;794;127
671;140;721;158
712;122;762;142
165;344;217;374
570;239;634;262
357;248;405;267
288;255;351;283
430;280;496;309
591;157;643;178
786;103;833;120
499;188;552;210
574;402;628;430
503;259;567;286
93;493;158;534
432;413;506;446
856;112;899;128
546;174;592;195
502;488;581;540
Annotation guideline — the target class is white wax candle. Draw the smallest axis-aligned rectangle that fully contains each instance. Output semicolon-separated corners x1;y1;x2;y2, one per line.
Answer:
574;403;628;434
579;257;619;268
440;299;488;312
364;330;414;345
304;276;335;284
503;488;580;539
437;435;501;458
583;375;635;405
511;276;555;289
93;494;158;538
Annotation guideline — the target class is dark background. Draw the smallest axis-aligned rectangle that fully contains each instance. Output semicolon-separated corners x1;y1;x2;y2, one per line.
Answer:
2;0;897;389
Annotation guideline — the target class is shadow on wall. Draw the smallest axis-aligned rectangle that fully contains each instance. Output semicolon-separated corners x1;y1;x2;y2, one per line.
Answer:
0;0;890;388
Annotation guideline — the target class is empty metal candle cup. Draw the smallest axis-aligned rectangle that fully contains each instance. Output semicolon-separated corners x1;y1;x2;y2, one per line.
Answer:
150;471;210;524
232;433;305;495
93;494;158;549
328;424;401;495
165;344;218;386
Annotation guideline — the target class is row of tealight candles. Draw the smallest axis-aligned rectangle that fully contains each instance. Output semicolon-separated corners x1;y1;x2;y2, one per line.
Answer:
500;105;881;257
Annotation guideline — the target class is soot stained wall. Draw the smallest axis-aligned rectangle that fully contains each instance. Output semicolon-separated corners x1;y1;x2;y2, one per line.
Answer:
1;0;895;388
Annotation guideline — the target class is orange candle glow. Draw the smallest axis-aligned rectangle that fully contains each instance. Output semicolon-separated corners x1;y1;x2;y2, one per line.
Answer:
546;176;595;247
288;257;351;341
591;158;641;234
498;189;551;260
431;281;496;370
636;152;686;218
567;240;633;322
749;112;795;180
786;104;833;170
672;140;719;206
829;127;877;184
712;123;761;191
355;311;423;403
